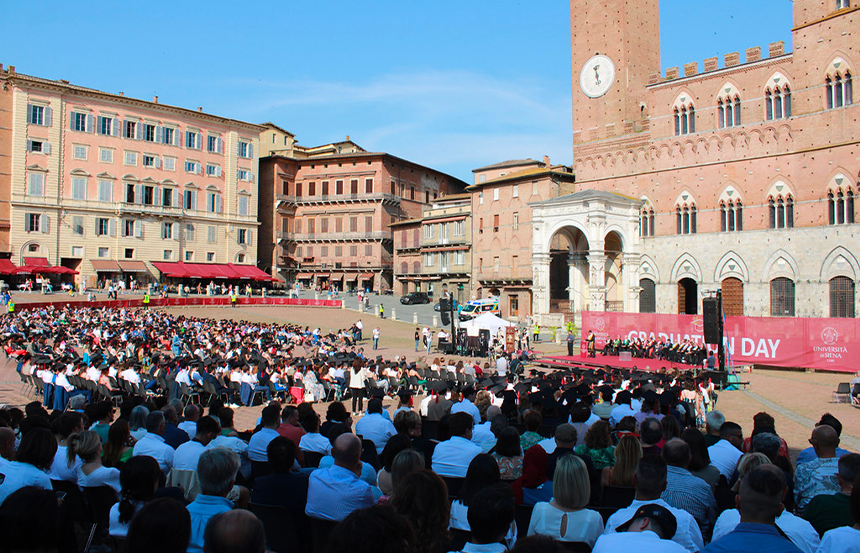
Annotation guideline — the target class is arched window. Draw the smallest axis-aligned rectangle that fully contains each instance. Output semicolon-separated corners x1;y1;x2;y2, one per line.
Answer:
640;209;655;237
720;201;742;232
673;101;695;135
720;203;727;231
676;203;696;235
717;92;740;128
765;91;773;120
769;195;793;229
734;96;741;126
828;188;855;225
830;276;855;318
718;100;725;129
784;86;792;116
736;201;743;230
827;71;853;109
770;278;795;317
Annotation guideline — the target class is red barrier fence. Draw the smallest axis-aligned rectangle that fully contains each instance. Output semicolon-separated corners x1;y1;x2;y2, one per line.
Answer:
15;296;342;311
581;311;860;373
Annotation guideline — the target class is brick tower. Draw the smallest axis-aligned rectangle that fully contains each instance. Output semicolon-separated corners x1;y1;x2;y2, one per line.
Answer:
570;0;661;157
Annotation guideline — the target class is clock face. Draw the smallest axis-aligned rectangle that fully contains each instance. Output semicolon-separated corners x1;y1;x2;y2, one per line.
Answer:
580;55;615;98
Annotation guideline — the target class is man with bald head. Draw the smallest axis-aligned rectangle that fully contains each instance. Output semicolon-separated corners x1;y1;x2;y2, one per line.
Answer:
795;425;842;514
305;432;375;521
203;510;266;553
661;438;717;535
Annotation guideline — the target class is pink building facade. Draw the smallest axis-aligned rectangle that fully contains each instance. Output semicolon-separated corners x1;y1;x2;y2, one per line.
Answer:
1;66;263;285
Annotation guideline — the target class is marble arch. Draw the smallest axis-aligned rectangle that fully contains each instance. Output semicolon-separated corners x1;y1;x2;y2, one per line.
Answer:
530;190;642;316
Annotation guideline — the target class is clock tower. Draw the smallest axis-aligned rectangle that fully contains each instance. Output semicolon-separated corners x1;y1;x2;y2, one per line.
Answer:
570;0;661;151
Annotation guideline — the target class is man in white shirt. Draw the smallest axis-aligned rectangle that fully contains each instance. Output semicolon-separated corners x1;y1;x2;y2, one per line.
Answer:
472;406;499;453
121;365;141;386
132;410;175;475
604;456;704;553
178;404;200;440
609;391;637;427
172;416;222;471
450;387;481;425
355;398;396;454
298;411;331;454
431;412;483;477
594;504;688;553
707;421;744;480
248;404;282;462
355;319;363;341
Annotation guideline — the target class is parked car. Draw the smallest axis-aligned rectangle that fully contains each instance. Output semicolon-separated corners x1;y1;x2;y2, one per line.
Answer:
400;292;431;305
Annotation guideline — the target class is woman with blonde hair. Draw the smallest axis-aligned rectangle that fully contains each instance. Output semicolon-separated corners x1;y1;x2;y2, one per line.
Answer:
527;455;604;546
69;430;122;496
601;434;641;488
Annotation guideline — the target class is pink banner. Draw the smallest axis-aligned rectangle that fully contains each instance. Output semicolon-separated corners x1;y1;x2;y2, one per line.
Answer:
16;296;342;311
581;311;860;373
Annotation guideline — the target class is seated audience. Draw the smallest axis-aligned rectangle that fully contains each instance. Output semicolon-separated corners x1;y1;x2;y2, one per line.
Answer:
795;414;850;464
390;469;450;553
604;456;704;553
455;483;516;553
249;436;309;518
575;420;616;470
326;504;416;553
69;429;122;495
661;438;717;536
356;398;397;455
707;422;743;480
132;410;175;475
0;427;55;504
815;474;860;553
0;486;61;553
795;425;841;514
603;434;642;488
492;426;524;480
704;466;804;553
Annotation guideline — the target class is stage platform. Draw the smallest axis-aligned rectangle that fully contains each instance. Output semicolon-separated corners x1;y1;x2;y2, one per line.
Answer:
538;353;700;373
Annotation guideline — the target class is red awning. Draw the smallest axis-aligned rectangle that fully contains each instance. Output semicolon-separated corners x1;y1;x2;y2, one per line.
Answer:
296;273;313;279
18;257;77;274
329;273;344;281
359;273;375;280
118;260;149;273
0;259;18;275
152;262;188;278
23;257;51;267
344;274;358;281
228;264;276;281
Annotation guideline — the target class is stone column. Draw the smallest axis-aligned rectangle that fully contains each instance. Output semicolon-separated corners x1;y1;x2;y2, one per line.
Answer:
531;252;551;316
587;251;607;311
621;252;642;313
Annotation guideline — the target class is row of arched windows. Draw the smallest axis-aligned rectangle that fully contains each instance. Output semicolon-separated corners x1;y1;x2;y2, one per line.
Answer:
640;186;860;236
672;68;854;137
640;276;855;318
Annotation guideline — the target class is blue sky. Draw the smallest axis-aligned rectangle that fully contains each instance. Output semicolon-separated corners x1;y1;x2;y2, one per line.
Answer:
1;0;793;181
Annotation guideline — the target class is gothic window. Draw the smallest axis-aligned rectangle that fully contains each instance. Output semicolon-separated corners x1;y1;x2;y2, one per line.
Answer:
673;102;695;136
770;278;795;317
769;195;794;229
676;203;696;235
718;93;741;128
720;201;743;232
827;71;853;109
828;188;855;225
830;276;855;318
639;279;656;313
640;208;655;237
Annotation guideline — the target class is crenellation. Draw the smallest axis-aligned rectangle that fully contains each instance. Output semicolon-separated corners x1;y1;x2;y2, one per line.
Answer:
725;52;740;67
703;57;718;72
769;40;785;58
746;46;761;63
683;62;699;77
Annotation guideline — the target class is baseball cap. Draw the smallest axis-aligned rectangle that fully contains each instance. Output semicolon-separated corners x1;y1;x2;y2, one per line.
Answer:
616;503;677;538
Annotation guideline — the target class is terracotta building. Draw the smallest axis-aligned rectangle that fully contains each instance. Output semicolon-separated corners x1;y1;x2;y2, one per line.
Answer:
391;193;473;303
258;135;467;291
468;159;575;319
528;0;859;321
0;65;264;285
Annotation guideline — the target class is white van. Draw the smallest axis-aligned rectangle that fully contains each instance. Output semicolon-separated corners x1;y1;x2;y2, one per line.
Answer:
458;297;501;321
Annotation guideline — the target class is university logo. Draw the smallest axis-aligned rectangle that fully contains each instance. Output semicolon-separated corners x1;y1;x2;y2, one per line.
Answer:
691;317;704;333
594;317;605;332
821;327;839;346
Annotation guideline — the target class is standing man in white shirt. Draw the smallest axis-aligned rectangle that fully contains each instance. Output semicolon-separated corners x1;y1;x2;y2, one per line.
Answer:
707;421;744;480
355;319;363;342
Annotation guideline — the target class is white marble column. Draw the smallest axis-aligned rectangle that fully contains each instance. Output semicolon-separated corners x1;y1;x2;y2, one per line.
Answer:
531;252;551;315
587;251;607;311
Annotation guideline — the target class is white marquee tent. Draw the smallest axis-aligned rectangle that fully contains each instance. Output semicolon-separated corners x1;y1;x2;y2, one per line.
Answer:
461;312;515;336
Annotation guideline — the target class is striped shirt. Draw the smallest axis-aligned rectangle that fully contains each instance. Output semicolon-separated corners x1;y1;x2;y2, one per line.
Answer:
662;465;717;534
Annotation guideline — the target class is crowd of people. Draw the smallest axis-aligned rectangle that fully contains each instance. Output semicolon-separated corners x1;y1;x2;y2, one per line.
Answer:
0;305;858;553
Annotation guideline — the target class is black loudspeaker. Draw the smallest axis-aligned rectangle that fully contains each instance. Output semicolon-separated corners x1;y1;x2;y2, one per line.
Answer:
702;298;720;344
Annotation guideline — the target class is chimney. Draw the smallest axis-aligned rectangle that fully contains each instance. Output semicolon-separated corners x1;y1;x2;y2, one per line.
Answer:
0;64;4;72
345;135;350;142
8;65;15;74
543;155;551;166
153;95;159;104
